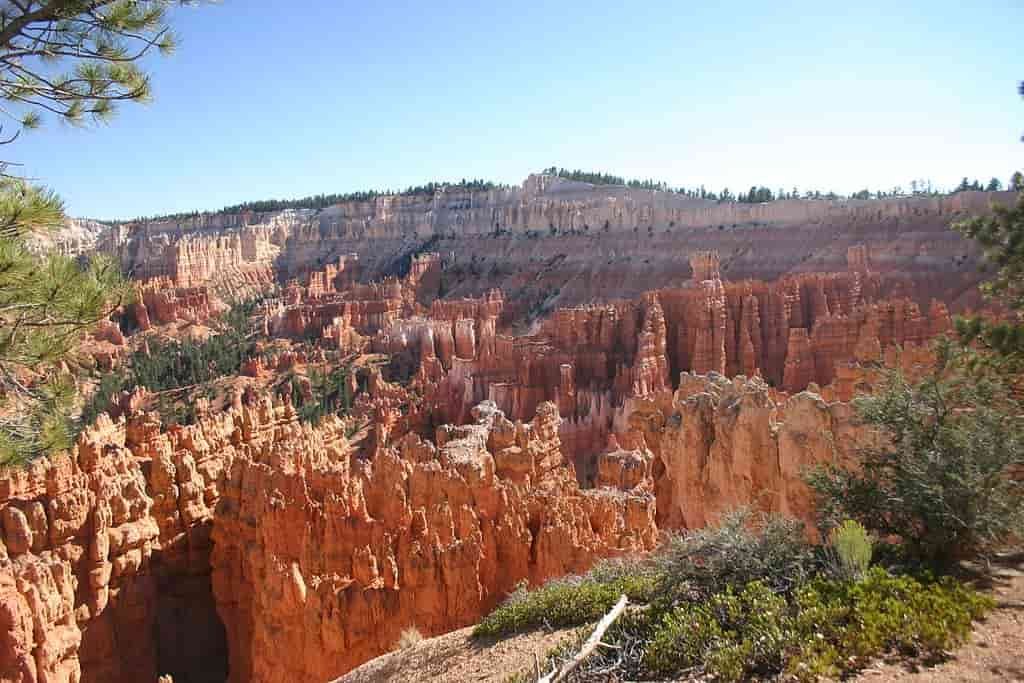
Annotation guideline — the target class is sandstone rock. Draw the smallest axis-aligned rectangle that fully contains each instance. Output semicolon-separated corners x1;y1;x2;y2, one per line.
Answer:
210;398;655;681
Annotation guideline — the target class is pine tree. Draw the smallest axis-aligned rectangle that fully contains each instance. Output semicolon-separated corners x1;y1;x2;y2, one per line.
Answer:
952;84;1024;367
0;179;131;464
954;190;1024;365
1011;171;1024;191
0;2;209;465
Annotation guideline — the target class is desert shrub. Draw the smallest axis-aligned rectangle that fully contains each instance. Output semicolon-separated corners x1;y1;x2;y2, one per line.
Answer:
651;509;817;607
826;519;873;580
786;568;992;680
645;580;789;680
472;558;658;638
393;626;423;651
807;341;1024;566
643;567;992;682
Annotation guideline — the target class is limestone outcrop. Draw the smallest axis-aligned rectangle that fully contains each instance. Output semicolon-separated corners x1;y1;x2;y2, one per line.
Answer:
103;180;1012;313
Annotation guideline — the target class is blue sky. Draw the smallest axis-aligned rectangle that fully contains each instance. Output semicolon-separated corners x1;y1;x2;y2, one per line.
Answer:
10;0;1023;219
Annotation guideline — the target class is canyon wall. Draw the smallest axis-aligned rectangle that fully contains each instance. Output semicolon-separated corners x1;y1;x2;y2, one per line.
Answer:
360;247;948;484
104;179;1013;314
211;399;656;681
0;408;228;683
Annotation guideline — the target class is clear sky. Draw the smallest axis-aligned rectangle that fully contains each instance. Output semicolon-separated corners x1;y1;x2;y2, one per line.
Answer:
10;0;1024;219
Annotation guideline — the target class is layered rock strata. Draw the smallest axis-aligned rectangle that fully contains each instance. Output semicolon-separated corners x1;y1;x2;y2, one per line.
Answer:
103;179;1011;311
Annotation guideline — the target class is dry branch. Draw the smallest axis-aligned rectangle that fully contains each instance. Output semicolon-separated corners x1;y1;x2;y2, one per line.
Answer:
538;594;628;683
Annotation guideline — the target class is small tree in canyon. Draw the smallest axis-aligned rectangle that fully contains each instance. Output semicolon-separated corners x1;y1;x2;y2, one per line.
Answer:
810;81;1024;564
807;340;1024;566
0;1;211;464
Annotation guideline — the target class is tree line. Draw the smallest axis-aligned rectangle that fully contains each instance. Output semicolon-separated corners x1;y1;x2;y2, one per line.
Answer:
130;179;508;224
542;168;1024;204
116;170;1024;226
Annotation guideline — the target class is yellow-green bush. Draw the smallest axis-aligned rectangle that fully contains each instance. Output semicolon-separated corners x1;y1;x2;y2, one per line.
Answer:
644;581;789;680
828;519;873;579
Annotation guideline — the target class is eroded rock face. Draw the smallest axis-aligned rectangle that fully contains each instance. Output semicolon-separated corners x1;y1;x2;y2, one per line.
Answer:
336;247;951;486
0;389;655;683
0;411;227;683
642;372;874;531
210;399;656;682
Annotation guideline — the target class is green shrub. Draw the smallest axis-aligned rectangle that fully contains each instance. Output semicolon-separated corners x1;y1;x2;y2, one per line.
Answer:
645;580;789;681
787;567;992;678
652;508;816;607
472;558;658;638
643;567;992;682
828;519;873;580
807;341;1024;566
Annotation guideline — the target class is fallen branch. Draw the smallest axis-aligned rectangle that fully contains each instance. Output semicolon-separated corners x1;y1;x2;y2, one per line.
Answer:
538;594;628;683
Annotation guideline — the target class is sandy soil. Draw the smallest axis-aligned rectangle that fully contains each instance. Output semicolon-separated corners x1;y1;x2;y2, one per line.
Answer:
338;625;578;682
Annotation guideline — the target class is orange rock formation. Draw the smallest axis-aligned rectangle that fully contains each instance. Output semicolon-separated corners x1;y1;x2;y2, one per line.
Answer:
0;384;654;681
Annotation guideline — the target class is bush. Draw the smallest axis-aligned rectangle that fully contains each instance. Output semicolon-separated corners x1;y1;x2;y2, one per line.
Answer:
644;568;992;682
472;558;658;638
652;509;816;607
476;509;993;683
786;568;992;679
807;342;1024;566
645;581;790;680
827;519;873;580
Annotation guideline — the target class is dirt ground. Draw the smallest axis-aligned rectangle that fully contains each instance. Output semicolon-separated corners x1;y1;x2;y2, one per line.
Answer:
337;625;578;682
